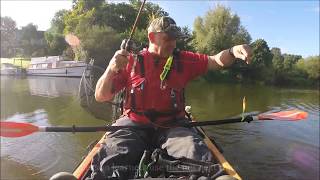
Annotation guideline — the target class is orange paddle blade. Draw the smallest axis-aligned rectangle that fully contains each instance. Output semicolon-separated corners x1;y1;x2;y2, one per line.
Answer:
258;110;308;121
0;122;39;138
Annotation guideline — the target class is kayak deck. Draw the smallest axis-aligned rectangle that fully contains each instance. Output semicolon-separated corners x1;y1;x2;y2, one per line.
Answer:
73;133;107;179
73;126;241;180
198;127;241;179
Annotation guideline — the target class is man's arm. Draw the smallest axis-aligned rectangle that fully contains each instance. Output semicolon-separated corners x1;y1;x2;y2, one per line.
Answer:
95;49;129;102
207;44;252;70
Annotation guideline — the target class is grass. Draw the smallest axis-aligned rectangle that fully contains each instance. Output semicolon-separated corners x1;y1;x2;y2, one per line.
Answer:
0;58;31;68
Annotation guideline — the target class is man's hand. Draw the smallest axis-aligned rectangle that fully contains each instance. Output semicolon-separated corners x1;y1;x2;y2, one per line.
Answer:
231;44;252;64
108;49;129;73
208;44;252;70
96;49;129;102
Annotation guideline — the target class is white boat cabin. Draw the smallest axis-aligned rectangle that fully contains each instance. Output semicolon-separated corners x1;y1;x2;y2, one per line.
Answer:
29;56;86;69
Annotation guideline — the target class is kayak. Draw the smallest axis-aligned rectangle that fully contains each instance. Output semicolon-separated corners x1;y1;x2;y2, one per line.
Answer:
72;123;242;180
72;124;242;179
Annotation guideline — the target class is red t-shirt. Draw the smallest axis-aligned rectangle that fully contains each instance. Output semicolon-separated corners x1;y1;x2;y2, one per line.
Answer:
111;48;208;124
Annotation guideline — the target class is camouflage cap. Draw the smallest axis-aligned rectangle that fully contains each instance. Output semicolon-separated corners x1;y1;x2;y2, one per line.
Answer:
147;16;184;39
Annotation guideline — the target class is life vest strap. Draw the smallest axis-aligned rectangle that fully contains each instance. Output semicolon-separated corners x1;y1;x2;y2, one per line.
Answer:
125;49;184;119
137;54;145;77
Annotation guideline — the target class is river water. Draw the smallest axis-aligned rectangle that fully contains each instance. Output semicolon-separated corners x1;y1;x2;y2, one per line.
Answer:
0;76;319;180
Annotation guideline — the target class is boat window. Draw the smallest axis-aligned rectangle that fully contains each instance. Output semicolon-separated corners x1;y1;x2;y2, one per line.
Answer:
41;64;48;68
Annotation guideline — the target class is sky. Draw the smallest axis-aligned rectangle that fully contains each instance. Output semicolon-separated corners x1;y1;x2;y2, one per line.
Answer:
1;0;319;58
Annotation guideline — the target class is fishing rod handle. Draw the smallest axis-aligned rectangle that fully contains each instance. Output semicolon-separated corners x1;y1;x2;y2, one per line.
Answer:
120;39;140;53
121;39;132;51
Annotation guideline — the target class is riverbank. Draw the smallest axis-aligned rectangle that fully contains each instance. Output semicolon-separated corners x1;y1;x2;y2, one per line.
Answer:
200;72;319;90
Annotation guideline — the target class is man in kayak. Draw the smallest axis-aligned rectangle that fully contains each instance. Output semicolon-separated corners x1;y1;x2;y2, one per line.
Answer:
90;16;252;179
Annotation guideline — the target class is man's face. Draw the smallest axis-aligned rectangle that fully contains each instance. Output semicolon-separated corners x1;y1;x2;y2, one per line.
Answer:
151;32;176;58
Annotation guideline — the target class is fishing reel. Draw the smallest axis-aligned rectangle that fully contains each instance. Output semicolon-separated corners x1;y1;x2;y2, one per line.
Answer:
120;39;142;54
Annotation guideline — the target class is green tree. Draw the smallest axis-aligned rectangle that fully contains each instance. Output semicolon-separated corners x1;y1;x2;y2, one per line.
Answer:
45;10;69;56
20;23;47;57
75;17;121;66
283;53;302;71
50;9;68;34
296;56;320;80
271;47;284;72
130;28;148;48
62;46;75;60
61;0;170;63
250;39;273;69
64;0;167;35
248;39;273;82
193;4;251;54
270;47;285;83
176;26;194;51
1;16;17;57
64;0;102;33
107;1;168;44
99;2;136;33
45;33;67;56
129;0;168;31
232;26;251;45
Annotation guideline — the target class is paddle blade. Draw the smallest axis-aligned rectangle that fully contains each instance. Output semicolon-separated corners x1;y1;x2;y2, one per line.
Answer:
258;110;308;121
0;122;39;138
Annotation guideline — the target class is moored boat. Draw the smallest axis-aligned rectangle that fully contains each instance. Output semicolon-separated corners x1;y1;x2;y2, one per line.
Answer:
72;120;242;180
0;63;23;76
27;56;91;77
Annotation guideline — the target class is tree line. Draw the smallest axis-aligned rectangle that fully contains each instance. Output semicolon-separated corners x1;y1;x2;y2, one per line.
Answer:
1;0;318;87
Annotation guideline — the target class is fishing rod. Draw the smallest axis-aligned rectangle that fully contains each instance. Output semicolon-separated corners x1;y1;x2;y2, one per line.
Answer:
122;0;147;52
129;0;146;41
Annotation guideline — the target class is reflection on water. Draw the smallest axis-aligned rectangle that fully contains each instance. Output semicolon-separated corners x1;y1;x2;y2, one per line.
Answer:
186;81;319;180
1;109;80;179
3;108;48;124
1;76;108;179
28;76;81;98
1;158;44;180
1;77;319;180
